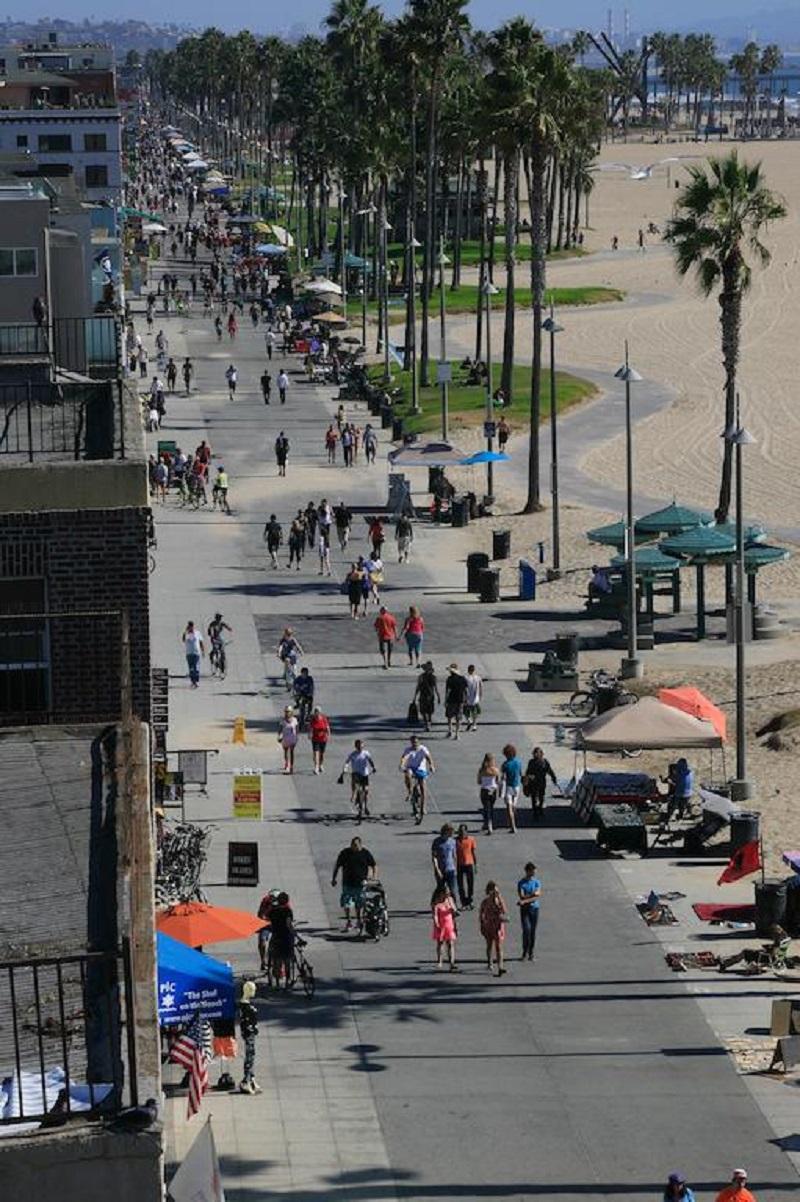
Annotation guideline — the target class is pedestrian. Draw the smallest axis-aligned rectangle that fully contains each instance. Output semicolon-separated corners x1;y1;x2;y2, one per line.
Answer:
517;861;541;961
363;423;377;464
363;552;383;607
260;369;272;404
166;357;177;392
497;416;510;452
331;836;377;931
308;706;331;775
154;457;168;501
374;605;397;669
456;824;477;910
318;532;332;576
182;621;204;688
325;424;338;463
664;1173;696;1202
334;501;351;550
305;501;318;545
182;357;193;394
431;823;458;903
401;605;425;666
275;431;289;477
342;562;361;619
395;513;413;563
341;424;353;467
278;705;299;773
479;880;508;975
265;327;275;360
464;664;483;731
238;981;262;1094
263;514;282;568
277;368;289;404
287;518;304;571
477;752;500;833
148;402;160;432
227;310;237;339
225;363;237;400
715;1170;756;1202
638;227;646;252
500;743;523;833
431;882;458;971
368;516;385;556
139;346;149;378
444;662;468;739
414;660;440;731
523;746;558;818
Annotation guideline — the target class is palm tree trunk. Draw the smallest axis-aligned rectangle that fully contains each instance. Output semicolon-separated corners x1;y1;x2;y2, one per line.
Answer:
525;141;547;514
488;152;501;283
475;158;487;361
451;157;464;290
500;150;518;402
716;262;741;522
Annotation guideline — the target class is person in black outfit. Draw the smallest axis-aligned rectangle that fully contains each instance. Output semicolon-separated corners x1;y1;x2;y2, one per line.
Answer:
523;747;558;817
331;837;377;931
238;981;262;1094
444;663;468;739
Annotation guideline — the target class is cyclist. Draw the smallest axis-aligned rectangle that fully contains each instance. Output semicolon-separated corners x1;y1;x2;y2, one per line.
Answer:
225;363;237;401
277;627;303;689
340;739;377;816
212;465;230;513
399;734;436;810
207;612;232;673
263;514;283;569
293;666;315;729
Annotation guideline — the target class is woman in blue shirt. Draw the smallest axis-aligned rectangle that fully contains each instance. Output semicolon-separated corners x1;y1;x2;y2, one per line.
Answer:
663;1171;695;1201
517;862;541;961
500;743;523;834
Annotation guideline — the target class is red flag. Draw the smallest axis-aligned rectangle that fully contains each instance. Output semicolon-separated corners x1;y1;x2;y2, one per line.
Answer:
718;839;761;885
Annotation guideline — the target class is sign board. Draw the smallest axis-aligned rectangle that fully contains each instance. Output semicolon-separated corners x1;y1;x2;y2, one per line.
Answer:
227;841;259;887
483;421;496;438
157;439;177;458
436;362;452;384
162;770;184;804
233;772;262;820
178;750;208;787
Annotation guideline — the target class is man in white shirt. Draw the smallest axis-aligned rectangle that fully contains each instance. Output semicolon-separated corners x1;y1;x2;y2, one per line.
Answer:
464;664;483;731
399;734;435;806
182;621;205;688
341;739;377;811
277;369;289;404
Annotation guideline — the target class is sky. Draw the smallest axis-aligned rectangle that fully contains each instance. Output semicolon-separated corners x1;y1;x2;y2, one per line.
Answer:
9;1;788;36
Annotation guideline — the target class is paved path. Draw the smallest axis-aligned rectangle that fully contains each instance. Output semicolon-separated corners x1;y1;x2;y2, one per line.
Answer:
147;252;800;1200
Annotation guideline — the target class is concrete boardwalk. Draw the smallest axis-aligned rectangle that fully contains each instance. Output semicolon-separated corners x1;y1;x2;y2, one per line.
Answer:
147;268;800;1201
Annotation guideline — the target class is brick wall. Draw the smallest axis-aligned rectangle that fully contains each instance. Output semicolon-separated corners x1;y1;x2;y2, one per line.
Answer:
0;507;150;723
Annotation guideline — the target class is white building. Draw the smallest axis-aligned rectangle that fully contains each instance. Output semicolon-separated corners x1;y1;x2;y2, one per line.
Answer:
0;108;122;201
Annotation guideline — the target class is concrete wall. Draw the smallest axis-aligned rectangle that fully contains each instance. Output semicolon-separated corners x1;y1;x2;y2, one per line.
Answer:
50;226;91;324
0;458;148;511
0;194;48;322
0;111;122;199
0;1123;163;1202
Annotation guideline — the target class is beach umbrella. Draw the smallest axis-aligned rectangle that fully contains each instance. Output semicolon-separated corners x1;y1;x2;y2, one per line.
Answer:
743;544;789;568
255;242;288;256
713;521;767;546
389;441;468;467
459;450;510;465
156;932;236;1026
157;901;266;948
635;502;710;536
304;278;342;295
314;310;348;326
187;160;209;172
659;686;727;739
610;545;685;574
660;526;735;558
142;221;168;235
265;223;294;248
587;519;654;550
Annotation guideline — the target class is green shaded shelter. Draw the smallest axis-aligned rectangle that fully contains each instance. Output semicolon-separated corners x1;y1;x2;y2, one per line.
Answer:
587;520;654;550
611;545;685;618
635;502;710;535
660;527;735;640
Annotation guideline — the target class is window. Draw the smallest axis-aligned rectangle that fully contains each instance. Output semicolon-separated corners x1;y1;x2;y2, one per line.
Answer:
16;134;27;148
38;133;72;152
0;248;37;277
84;164;108;188
84;132;106;152
0;578;49;717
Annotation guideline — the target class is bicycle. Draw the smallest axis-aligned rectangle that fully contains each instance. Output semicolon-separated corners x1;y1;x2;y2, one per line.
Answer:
409;775;425;825
282;655;297;692
209;638;228;680
352;776;370;823
569;670;638;718
294;692;312;730
293;936;316;998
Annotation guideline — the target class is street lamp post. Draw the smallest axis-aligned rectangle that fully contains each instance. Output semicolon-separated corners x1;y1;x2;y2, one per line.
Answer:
338;185;347;322
726;397;755;800
438;238;450;440
614;343;643;680
482;275;499;501
542;301;564;577
382;214;392;380
408;226;421;414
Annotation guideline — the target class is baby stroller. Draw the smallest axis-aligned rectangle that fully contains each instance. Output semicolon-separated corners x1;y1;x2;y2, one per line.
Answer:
360;881;390;941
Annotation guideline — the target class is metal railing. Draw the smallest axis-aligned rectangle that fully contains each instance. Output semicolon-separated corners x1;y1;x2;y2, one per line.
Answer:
0;943;137;1125
0;379;125;461
0;316;121;378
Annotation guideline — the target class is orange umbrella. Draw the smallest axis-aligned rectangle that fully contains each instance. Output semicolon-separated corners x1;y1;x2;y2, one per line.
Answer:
658;686;727;740
157;901;267;948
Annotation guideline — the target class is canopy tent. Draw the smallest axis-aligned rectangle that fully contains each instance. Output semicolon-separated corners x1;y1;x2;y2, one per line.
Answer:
577;695;723;752
658;686;727;740
265;223;294;248
157;900;266;948
187;160;210;172
119;206;161;221
255;242;288;256
313;310;348;326
587;519;654;550
142;221;168;235
459;450;510;465
635;502;710;536
156;932;236;1026
388;441;468;467
304;278;342;295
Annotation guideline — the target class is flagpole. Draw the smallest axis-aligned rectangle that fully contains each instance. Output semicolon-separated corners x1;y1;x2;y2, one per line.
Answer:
760;834;765;886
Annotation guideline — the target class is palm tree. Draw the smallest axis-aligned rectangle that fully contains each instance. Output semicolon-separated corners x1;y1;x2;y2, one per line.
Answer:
730;42;760;135
666;153;786;521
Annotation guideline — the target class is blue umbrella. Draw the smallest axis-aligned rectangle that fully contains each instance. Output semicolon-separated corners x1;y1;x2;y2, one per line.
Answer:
459;450;511;465
156;931;235;1027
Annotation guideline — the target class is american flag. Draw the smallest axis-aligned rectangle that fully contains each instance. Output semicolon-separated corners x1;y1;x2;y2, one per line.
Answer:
169;1013;213;1118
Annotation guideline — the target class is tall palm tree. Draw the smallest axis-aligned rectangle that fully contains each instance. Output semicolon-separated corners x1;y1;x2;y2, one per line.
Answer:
666;153;786;521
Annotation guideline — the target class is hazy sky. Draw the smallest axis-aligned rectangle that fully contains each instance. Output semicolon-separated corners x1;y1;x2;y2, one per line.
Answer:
13;0;778;35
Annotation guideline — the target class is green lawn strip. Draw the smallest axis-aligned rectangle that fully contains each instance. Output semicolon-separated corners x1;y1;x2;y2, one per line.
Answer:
386;240;587;267
361;281;622;319
368;361;597;436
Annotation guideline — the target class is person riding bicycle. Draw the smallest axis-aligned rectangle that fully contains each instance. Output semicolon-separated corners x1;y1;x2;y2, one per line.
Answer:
340;739;377;815
400;734;436;809
277;628;303;685
207;613;232;669
293;666;315;728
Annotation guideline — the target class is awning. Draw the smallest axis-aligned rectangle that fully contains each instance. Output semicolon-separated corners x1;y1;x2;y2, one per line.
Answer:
156;931;236;1026
389;441;468;467
577;695;723;751
658;686;727;739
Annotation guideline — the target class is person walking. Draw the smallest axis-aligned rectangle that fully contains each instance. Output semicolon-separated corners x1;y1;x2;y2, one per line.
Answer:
341;424;354;467
363;423;377;464
395;513;413;563
500;743;523;834
401;606;425;667
182;357;194;394
277;368;289;404
263;514;283;568
238;981;262;1094
715;1170;756;1202
414;660;440;731
368;516;385;557
182;621;205;688
166;357;177;392
464;665;483;731
225;363;237;400
374;606;397;669
265;327;275;360
663;1174;696;1202
260;369;272;404
479;880;508;975
456;824;477;910
517;862;541;961
477;752;500;833
345;562;365;620
317;532;332;576
523;747;558;818
325;424;338;463
287;518;304;571
304;501;318;546
334;501;351;551
308;706;331;775
444;663;468;739
331;836;377;931
278;706;299;773
275;431;289;477
497;415;511;453
431;883;458;971
227;310;238;340
431;824;458;905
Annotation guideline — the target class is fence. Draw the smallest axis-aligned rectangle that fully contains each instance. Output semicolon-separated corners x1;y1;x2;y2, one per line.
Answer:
0;944;137;1125
0;379;125;461
0;316;121;378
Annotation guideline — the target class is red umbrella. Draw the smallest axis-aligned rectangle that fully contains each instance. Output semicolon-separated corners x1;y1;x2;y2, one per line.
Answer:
658;686;727;740
157;901;267;948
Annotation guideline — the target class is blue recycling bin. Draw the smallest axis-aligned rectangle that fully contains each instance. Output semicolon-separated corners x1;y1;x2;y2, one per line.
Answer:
519;560;537;601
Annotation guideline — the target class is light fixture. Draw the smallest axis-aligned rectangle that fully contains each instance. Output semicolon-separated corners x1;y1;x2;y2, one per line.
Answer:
614;363;642;382
482;280;499;295
542;315;563;333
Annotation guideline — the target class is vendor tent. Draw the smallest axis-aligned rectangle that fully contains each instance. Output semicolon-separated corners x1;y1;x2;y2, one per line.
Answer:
388;441;468;467
156;932;235;1026
577;695;723;751
658;686;727;739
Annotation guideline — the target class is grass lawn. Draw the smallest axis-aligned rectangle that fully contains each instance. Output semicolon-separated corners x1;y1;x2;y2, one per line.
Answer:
362;281;623;319
386;239;587;267
369;360;597;436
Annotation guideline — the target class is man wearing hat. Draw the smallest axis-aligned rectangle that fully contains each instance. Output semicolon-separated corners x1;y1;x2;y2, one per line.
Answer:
444;663;468;740
716;1169;756;1202
238;981;262;1095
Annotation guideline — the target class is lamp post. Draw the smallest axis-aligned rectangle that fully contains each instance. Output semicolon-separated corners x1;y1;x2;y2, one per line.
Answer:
338;184;347;322
382;214;392;380
408;227;421;414
542;300;564;577
438;238;450;440
614;343;643;679
482;275;499;501
725;397;755;800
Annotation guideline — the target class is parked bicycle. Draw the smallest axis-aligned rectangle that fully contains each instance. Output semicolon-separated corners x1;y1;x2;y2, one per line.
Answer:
569;669;639;718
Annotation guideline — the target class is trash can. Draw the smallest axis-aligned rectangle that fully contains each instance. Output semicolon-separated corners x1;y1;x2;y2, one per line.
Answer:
451;497;469;528
380;405;393;429
392;417;404;442
755;877;788;936
519;560;536;601
493;529;511;560
478;567;500;603
555;631;580;665
466;491;478;520
730;810;760;852
786;882;800;937
467;552;490;593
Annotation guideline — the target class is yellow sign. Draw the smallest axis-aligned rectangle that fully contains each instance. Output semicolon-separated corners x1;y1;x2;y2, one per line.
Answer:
232;716;247;745
233;773;262;820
